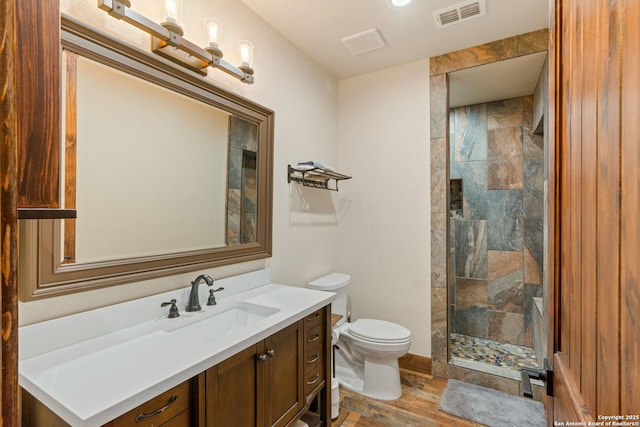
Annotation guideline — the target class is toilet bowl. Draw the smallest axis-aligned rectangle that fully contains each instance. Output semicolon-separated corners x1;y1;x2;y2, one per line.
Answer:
308;273;412;401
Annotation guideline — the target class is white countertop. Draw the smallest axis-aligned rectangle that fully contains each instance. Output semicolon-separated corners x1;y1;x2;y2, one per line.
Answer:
19;269;335;426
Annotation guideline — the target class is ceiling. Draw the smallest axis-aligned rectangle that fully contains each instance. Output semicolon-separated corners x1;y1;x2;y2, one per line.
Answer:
240;0;549;80
448;51;548;108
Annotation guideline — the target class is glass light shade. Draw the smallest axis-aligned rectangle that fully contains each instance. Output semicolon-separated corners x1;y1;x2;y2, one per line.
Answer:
165;0;182;24
204;17;223;49
391;0;413;6
237;40;254;68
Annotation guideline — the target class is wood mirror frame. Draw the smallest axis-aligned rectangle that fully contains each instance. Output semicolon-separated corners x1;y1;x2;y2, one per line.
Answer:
19;15;274;300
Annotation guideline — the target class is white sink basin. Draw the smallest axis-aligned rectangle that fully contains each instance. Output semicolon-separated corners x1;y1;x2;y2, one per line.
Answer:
166;302;280;342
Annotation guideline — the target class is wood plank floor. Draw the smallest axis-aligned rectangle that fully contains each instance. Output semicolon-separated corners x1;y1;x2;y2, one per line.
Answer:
331;369;485;427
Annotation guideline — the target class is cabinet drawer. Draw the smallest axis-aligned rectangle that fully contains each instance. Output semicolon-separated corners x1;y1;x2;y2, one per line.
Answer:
304;340;323;372
304;364;324;396
109;381;191;427
303;309;324;330
304;324;324;347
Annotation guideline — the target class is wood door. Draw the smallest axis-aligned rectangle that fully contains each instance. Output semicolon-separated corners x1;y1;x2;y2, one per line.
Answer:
263;321;304;427
549;0;640;423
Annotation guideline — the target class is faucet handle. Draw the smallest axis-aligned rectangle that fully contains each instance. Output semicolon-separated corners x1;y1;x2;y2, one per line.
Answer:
161;299;180;318
206;287;225;306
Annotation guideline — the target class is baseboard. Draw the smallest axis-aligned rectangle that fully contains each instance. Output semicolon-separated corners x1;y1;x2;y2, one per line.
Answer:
399;353;432;375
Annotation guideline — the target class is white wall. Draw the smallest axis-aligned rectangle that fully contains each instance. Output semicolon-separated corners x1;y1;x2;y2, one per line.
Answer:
21;1;434;360
19;0;340;324
337;61;432;357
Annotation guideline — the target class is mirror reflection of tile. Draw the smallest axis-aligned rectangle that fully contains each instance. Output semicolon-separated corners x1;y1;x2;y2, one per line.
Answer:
450;178;463;219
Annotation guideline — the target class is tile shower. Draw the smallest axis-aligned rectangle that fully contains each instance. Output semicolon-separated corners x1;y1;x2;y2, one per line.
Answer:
448;96;543;372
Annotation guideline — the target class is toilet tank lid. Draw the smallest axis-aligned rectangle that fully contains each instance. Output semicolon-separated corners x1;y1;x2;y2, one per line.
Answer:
308;273;351;290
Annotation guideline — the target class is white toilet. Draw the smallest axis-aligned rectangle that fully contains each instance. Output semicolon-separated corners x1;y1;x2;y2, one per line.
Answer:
308;273;411;400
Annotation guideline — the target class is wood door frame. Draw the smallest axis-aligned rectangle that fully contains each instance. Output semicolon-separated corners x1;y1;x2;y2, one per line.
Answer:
1;0;19;424
547;0;559;423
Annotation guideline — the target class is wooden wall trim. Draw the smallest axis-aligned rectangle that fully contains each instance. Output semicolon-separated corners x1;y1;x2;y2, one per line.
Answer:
63;52;78;264
399;353;432;375
1;0;19;424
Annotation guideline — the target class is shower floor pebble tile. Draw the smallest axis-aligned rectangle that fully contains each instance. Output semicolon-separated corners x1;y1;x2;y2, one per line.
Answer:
450;333;538;370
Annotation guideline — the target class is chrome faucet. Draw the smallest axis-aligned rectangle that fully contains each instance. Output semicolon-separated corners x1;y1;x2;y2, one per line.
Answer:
186;274;215;312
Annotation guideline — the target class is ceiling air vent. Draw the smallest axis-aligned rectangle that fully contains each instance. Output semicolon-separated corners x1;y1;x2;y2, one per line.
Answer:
433;0;486;29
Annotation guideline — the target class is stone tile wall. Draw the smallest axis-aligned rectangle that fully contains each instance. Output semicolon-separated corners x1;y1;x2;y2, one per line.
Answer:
429;29;548;390
449;96;544;347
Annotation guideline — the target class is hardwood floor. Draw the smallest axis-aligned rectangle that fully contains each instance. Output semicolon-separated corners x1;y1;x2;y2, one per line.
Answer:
331;369;484;427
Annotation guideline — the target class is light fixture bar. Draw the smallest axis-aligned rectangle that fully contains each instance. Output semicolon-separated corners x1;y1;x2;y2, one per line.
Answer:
213;57;253;82
98;0;254;84
99;0;170;40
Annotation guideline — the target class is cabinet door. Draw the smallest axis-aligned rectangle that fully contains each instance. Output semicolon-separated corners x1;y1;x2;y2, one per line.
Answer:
205;321;305;427
263;321;304;427
205;345;262;427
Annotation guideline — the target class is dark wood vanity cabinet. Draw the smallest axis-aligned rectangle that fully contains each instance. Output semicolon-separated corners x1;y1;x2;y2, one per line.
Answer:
205;321;304;427
21;305;331;427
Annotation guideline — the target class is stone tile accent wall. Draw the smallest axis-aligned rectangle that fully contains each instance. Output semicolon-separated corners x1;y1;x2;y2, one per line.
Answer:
429;29;548;393
449;96;544;347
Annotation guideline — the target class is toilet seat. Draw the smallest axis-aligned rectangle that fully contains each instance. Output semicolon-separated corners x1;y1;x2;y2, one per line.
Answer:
347;319;411;344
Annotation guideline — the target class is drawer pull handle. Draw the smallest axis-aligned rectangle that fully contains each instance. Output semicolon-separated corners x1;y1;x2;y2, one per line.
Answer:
307;373;320;385
307;313;320;321
267;349;276;358
135;395;177;423
307;334;320;344
307;354;320;364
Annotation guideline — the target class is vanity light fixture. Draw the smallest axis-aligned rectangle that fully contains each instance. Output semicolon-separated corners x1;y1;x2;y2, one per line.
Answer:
237;40;255;75
204;17;223;58
98;0;255;84
163;0;182;31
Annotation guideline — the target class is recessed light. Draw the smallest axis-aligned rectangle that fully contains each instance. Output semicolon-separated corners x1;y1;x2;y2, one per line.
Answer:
391;0;413;6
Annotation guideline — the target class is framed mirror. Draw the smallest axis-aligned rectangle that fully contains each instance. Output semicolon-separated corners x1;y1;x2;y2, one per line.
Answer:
19;15;273;300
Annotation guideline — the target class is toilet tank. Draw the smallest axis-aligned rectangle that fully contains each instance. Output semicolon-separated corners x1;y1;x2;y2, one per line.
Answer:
308;273;350;323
